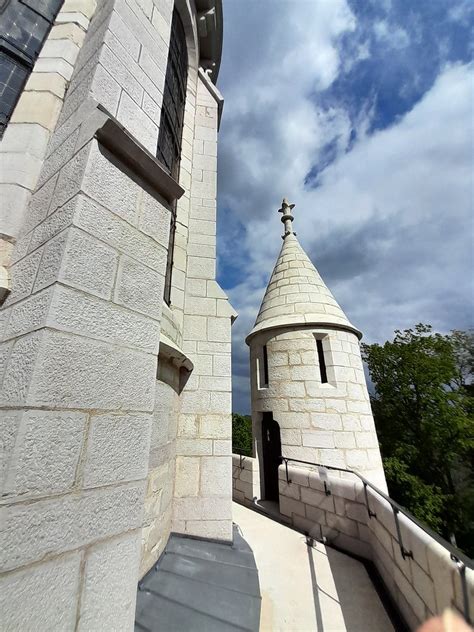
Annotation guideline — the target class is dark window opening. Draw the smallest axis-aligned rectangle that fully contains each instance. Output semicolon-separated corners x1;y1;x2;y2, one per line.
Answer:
316;338;328;383
158;8;188;305
0;0;62;138
262;344;269;387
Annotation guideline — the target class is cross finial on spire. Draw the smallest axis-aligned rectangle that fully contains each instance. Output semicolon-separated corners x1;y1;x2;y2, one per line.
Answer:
278;198;296;239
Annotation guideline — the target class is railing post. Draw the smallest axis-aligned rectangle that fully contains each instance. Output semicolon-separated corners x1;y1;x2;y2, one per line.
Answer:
363;482;376;518
284;458;291;484
452;556;471;625
393;507;413;560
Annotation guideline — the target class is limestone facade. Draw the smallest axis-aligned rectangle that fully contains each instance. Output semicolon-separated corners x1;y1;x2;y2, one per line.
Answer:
247;202;386;491
0;0;234;628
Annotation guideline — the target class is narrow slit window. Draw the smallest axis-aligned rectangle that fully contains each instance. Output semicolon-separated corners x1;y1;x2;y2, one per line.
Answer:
316;339;328;384
262;345;269;387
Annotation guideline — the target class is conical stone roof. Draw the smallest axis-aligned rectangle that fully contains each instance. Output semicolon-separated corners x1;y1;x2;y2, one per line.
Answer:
246;200;361;344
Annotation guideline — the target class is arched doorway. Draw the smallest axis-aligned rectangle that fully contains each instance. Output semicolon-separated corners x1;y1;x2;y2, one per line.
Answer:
262;412;282;501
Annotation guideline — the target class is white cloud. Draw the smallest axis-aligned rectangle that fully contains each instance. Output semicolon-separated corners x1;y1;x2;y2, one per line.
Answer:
217;3;473;413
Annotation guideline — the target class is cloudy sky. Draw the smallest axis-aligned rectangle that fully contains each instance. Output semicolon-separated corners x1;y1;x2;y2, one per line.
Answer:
215;0;474;414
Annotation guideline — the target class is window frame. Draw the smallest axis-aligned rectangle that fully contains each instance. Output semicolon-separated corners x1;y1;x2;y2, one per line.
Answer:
0;0;62;138
158;8;188;306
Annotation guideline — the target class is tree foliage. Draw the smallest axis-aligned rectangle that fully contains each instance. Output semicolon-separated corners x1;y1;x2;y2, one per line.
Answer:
362;324;474;556
232;413;253;457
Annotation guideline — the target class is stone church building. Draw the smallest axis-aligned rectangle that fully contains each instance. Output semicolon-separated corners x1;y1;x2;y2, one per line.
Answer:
0;0;235;628
1;1;473;630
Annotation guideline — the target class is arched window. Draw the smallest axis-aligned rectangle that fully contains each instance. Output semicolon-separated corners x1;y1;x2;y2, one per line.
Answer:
158;8;188;305
0;0;63;138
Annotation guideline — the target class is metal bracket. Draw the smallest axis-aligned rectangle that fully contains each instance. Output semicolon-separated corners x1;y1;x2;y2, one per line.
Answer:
451;556;472;625
363;482;377;518
393;507;413;559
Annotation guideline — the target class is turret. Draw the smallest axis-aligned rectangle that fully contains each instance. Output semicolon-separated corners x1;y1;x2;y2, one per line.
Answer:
246;199;387;499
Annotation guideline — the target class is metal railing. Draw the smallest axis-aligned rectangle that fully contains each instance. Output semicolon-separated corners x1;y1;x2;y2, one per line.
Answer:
280;455;473;624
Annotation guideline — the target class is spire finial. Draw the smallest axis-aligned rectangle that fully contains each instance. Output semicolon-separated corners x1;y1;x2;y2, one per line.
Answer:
278;198;296;239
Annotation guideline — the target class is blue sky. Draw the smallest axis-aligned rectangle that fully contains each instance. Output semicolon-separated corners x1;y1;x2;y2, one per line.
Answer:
215;0;474;413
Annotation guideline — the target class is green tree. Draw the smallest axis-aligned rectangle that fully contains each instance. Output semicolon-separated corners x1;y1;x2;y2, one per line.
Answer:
232;413;253;457
361;324;474;555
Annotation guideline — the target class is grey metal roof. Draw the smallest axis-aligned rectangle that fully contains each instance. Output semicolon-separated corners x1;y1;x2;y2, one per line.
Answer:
135;525;261;631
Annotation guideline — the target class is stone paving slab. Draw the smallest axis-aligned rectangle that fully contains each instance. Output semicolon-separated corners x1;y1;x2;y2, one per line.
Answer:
233;502;395;632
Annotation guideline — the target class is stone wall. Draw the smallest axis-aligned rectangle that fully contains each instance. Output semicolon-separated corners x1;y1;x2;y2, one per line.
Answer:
172;73;236;543
232;454;260;504
0;0;182;627
250;327;386;490
0;0;96;300
232;459;474;630
141;356;180;576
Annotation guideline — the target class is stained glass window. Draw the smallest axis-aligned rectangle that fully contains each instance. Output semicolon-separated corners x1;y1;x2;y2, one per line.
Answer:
0;0;62;137
159;9;188;306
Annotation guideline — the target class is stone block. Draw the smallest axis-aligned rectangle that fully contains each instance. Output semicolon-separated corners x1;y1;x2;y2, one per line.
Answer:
183;315;206;340
301;486;335;512
79;531;141;632
4;287;52;341
410;559;437;614
25;329;156;411
0;553;81;631
49;284;160;353
83;414;151;487
7;250;43;304
279;479;300;500
1;330;43;406
1;482;145;570
114;256;164;318
334;431;356;449
176;438;213;456
200;456;231;497
82;142;140;224
3;410;86;497
199;414;229;439
310;412;342;431
185;520;232;542
75;194;167;272
184;296;216;316
187;256;215;279
213;439;231;455
10;91;63;131
174;456;200;497
302;431;334;448
116;92;157;154
138;192;170;247
279;495;305;519
0;411;21;495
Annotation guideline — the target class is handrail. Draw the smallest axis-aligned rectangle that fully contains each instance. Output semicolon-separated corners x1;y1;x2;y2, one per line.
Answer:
280;455;473;624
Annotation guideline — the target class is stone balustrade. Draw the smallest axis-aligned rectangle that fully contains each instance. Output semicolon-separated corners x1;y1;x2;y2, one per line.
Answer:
232;455;473;630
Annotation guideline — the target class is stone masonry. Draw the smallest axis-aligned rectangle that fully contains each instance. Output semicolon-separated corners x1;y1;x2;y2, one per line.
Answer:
247;200;386;491
0;0;233;628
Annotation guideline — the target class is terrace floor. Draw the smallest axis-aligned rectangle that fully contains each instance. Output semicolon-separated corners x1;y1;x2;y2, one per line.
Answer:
135;502;396;631
234;502;395;631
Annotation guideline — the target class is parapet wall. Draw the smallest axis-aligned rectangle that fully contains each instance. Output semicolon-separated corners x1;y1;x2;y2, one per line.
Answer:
232;454;260;504
232;455;473;630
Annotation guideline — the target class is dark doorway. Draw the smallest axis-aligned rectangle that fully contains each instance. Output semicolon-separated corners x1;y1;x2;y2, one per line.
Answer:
262;412;282;501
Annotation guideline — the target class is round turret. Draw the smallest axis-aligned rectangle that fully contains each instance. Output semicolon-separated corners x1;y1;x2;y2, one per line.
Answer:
247;200;387;499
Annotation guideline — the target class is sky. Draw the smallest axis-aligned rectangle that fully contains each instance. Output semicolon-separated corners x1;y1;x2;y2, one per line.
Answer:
215;0;474;414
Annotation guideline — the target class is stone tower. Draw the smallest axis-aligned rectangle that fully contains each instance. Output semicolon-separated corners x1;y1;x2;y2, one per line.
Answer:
246;199;386;495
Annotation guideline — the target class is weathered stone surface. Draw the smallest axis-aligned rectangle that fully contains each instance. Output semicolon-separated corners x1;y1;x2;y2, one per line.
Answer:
3;410;86;497
83;414;151;487
0;553;81;631
79;531;141;632
1;483;145;570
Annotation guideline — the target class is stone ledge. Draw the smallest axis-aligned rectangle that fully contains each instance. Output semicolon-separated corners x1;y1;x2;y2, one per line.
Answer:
94;104;185;205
